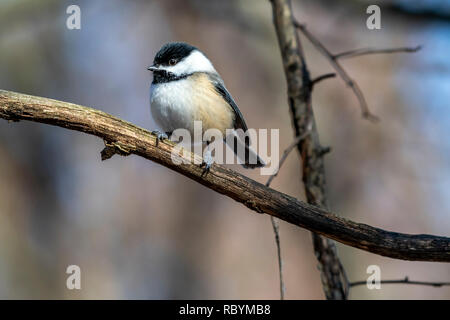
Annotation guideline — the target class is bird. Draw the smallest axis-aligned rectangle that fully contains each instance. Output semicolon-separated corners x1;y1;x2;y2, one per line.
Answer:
148;42;265;173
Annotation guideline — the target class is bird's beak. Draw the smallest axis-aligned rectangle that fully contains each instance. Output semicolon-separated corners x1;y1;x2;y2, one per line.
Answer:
147;65;159;72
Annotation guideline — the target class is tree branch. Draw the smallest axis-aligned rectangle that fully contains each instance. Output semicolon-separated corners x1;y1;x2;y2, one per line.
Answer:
334;46;422;60
267;216;284;299
265;131;310;187
310;73;336;87
270;0;349;299
350;276;450;288
294;23;421;123
1;89;450;262
295;22;377;122
265;131;310;300
295;22;419;123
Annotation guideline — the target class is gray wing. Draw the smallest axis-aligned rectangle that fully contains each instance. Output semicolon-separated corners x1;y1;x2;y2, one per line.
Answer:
207;73;248;133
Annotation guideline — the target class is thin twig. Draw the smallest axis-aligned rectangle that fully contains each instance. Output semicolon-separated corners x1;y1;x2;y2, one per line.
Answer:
269;217;284;299
294;21;379;122
350;276;450;288
311;73;336;87
265;131;310;300
334;46;422;60
294;22;419;123
266;131;310;186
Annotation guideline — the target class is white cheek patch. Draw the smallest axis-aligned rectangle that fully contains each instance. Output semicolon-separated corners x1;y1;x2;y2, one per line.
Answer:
161;50;216;76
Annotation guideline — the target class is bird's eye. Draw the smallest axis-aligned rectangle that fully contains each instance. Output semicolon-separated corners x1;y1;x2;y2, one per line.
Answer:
168;59;177;66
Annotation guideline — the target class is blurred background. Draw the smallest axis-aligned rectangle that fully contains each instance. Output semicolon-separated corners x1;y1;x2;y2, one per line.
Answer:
0;0;449;299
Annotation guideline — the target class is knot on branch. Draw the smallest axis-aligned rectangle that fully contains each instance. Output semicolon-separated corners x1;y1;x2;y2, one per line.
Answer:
0;108;20;122
101;141;132;161
316;146;332;157
244;199;264;214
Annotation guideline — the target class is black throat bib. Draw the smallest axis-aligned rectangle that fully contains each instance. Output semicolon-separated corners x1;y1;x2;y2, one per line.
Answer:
152;70;190;84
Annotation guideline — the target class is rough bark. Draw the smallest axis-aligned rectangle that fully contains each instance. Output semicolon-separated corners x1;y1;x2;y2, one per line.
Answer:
270;0;349;299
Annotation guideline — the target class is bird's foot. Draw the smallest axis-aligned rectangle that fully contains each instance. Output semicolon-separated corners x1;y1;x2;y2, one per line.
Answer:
152;130;169;147
200;149;214;177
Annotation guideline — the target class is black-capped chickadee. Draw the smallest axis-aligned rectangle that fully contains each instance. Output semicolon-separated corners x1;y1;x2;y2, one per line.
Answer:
148;42;265;171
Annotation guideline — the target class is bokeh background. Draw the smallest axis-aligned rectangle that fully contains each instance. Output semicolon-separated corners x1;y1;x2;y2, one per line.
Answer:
0;0;449;299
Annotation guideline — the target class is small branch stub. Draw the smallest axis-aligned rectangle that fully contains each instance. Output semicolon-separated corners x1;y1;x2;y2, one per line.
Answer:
101;141;131;161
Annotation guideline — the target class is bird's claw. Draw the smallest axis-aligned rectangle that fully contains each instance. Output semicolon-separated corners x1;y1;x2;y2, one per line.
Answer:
152;130;169;146
200;161;212;177
200;150;214;177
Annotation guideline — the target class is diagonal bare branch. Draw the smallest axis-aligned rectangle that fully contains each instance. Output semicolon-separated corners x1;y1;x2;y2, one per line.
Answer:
266;131;310;187
311;73;336;87
334;45;422;60
294;21;378;122
265;131;310;300
350;276;450;288
294;22;420;123
1;89;450;263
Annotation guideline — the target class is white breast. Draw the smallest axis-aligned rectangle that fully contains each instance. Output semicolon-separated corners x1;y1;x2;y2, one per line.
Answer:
150;79;196;133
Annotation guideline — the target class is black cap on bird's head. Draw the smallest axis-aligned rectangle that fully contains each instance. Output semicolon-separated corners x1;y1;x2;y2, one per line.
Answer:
147;42;216;83
148;42;197;71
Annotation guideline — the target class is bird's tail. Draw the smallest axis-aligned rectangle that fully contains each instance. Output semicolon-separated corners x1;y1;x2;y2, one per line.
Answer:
226;131;265;169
